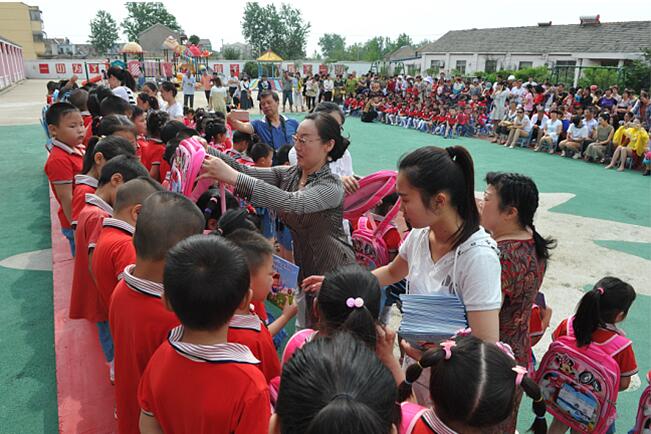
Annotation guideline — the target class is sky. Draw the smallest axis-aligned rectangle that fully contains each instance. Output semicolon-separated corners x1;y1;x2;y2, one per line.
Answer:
33;0;650;56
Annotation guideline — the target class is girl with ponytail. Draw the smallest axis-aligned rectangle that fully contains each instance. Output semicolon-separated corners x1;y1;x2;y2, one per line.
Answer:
481;171;556;431
106;66;136;104
398;334;547;434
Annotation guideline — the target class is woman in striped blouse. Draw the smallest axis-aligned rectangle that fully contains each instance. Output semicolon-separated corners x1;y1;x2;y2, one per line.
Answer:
200;112;356;328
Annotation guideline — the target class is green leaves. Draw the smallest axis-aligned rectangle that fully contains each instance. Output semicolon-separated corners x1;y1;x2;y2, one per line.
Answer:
88;10;119;55
121;2;183;42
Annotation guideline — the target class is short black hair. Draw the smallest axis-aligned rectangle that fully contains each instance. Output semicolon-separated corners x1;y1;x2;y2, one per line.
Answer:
100;95;132;117
146;111;169;139
275;144;293;165
164;235;250;330
259;90;279;102
98;154;149;187
160;120;185;144
232;130;252;145
45;102;79;126
133;191;205;261
249;142;274;163
68;89;89;111
226;229;274;272
114;176;164;212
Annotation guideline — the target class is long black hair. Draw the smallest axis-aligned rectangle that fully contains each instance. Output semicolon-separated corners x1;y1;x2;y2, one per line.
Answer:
276;332;398;434
398;335;547;434
573;277;636;347
399;146;479;248
317;265;381;349
87;85;113;135
146;111;169;139
81;135;136;174
107;66;136;91
485;172;556;264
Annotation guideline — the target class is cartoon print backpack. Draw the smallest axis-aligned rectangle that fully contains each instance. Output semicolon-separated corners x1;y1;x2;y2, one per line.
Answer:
535;316;631;433
634;371;651;434
343;170;402;270
399;401;428;434
166;137;215;202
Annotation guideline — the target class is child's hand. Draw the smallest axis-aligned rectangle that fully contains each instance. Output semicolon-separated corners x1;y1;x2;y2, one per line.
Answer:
281;298;298;319
301;275;324;293
375;325;397;362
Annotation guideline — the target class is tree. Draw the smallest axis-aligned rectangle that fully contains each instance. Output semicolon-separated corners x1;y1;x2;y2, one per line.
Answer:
318;33;346;60
392;33;413;50
623;48;651;92
241;2;310;59
122;2;183;42
188;34;200;46
222;47;241;60
88;10;119;55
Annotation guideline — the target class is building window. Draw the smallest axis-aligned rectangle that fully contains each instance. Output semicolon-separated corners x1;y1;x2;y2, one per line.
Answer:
555;60;576;67
430;60;442;71
600;59;618;67
485;59;498;73
29;10;42;21
518;61;533;70
32;32;44;43
455;60;466;74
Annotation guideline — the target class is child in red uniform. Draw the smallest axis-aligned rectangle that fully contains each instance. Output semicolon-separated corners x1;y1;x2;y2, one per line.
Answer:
109;192;205;434
225;229;296;382
71;155;148;379
444;107;458;139
68;89;92;135
72;131;136;227
138;235;270;434
272;333;397;434
549;277;637;434
44;102;86;255
92;177;163;319
140;111;169;182
130;107;148;159
399;335;547;434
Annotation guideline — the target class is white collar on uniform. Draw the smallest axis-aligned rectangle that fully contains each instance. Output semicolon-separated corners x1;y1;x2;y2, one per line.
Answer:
422;409;458;434
102;217;134;235
74;174;98;188
52;139;81;155
168;325;260;364
229;313;262;332
123;264;164;298
85;193;113;215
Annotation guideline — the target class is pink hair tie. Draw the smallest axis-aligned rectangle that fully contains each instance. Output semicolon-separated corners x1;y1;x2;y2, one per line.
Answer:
597;287;605;295
440;340;456;360
454;327;472;338
496;342;515;360
346;297;364;309
512;365;527;386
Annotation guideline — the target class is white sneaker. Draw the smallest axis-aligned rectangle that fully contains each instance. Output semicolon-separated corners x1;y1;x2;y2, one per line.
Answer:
572;153;581;160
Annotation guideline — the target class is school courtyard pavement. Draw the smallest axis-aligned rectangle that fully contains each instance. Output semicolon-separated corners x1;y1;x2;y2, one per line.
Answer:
0;79;649;433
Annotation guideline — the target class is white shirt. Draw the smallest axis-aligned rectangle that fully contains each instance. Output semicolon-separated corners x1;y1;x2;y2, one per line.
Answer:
583;118;598;137
568;123;589;140
398;227;501;311
112;86;135;105
165;101;183;119
545;119;563;140
323;79;334;92
288;147;354;177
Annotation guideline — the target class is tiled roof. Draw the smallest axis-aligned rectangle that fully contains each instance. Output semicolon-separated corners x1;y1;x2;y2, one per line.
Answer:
419;21;651;54
387;45;417;61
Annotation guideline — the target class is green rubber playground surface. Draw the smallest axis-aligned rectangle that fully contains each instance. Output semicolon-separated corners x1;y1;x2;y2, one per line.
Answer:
0;118;648;432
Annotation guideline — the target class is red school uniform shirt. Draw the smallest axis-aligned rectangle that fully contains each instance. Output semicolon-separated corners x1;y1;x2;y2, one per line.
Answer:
109;265;179;434
456;112;468;125
138;325;270;434
69;193;113;322
140;138;165;172
411;408;458;434
228;313;281;383
91;218;135;316
445;113;456;124
44;139;84;229
552;318;638;377
71;174;98;227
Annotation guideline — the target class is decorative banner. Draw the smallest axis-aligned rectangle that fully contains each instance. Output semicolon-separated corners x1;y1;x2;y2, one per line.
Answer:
230;64;240;77
88;63;99;74
39;63;49;74
127;60;141;77
161;62;173;78
213;64;223;73
72;63;82;74
303;64;312;75
319;64;328;75
335;64;346;75
55;63;66;74
287;64;296;73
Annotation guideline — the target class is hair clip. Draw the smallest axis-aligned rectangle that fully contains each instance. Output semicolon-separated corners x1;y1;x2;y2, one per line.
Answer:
346;297;364;309
454;327;472;338
597;287;605;295
496;342;516;360
512;365;528;386
203;208;212;215
440;340;456;360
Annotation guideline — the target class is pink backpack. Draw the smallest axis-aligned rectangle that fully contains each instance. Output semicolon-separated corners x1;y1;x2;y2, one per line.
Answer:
344;171;402;270
399;402;428;434
268;329;316;408
634;371;651;433
535;316;631;433
167;137;214;201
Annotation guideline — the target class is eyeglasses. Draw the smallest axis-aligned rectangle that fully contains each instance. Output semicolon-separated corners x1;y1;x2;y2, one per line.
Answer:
293;135;321;146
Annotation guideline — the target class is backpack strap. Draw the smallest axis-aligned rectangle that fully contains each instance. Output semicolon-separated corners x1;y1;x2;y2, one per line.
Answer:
374;198;402;236
567;315;631;357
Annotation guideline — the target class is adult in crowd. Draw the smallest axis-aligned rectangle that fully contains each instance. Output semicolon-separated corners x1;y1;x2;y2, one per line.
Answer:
558;115;588;158
240;76;252;110
289;102;354;178
181;69;196;108
535;109;563;153
305;75;318;111
107;67;136;105
209;77;228;116
282;71;294;112
632;90;650;128
490;82;510;140
227;75;240;105
530;105;549;145
614;89;635;124
505;107;532;148
200;70;212;105
481;172;555;432
322;74;334;102
160;81;183;120
257;75;272;111
292;72;304;112
227;90;298;152
584;113;614;162
597;87;617;113
201;111;356;328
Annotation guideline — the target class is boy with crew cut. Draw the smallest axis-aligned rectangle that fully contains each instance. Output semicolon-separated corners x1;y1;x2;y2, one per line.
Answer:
109;191;205;434
138;235;270;434
70;155;149;381
44;102;86;255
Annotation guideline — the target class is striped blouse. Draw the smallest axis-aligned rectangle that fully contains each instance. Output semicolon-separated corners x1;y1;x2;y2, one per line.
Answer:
208;148;356;281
